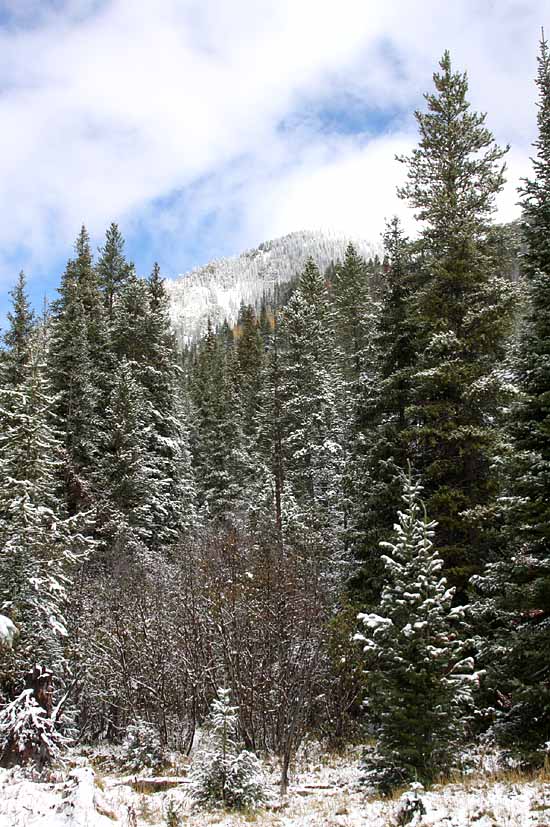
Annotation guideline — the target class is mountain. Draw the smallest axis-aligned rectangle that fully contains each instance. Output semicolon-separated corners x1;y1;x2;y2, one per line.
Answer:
166;229;381;345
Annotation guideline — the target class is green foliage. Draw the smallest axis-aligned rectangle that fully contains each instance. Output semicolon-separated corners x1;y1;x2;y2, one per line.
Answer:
189;688;266;811
2;271;35;388
0;343;92;700
471;35;550;768
396;51;514;594
356;473;477;791
349;219;417;603
122;718;165;772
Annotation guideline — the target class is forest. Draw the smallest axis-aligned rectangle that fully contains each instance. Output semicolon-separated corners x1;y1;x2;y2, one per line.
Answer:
0;36;549;820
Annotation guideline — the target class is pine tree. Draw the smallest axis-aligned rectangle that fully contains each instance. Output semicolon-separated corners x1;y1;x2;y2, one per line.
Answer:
111;268;151;366
255;316;286;538
397;52;514;593
356;472;477;792
471;35;550;766
331;244;371;386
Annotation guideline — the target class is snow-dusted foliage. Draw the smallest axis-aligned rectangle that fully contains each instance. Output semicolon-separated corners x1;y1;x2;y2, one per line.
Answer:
468;35;550;769
393;783;426;826
0;675;65;769
0;346;92;684
121;718;165;772
356;473;479;791
0;615;17;649
189;688;266;810
167;229;380;344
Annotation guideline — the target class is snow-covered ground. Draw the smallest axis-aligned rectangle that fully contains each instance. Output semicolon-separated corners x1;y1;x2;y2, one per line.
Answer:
1;748;549;827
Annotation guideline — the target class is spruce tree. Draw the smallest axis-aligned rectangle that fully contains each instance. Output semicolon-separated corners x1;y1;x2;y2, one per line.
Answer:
236;304;264;438
190;321;245;520
471;35;550;766
331;244;371;386
2;271;35;388
0;344;91;697
356;473;477;792
397;52;514;593
350;220;417;602
189;688;266;810
256;317;286;538
48;228;106;512
280;258;343;551
143;263;197;542
96;358;155;552
97;222;131;320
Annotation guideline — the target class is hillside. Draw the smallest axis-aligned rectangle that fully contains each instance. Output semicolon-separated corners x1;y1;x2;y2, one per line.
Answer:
165;229;381;344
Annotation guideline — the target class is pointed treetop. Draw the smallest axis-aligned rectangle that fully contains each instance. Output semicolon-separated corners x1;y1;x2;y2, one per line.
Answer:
397;51;508;244
3;270;35;387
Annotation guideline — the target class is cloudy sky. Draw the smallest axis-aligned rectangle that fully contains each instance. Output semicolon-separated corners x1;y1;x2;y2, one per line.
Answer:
0;0;546;317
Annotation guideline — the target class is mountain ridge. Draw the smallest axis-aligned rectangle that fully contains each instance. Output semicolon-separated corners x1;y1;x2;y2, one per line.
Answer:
166;229;381;344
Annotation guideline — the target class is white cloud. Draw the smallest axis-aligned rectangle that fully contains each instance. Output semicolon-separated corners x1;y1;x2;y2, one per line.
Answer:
0;0;545;295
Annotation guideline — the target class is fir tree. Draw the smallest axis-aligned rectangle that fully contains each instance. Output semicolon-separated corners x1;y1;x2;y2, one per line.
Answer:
356;473;477;792
331;244;371;386
111;268;151;366
143;263;197;542
256;316;286;538
397;52;514;593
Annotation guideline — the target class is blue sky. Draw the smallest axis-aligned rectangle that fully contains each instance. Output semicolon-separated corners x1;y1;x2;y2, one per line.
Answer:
0;0;545;322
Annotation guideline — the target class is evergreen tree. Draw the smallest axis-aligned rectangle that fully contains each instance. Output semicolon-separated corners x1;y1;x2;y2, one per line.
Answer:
356;473;477;792
2;271;35;388
143;263;197;541
331;244;371;386
111;268;151;366
0;344;91;697
236;304;264;437
48;228;106;512
397;52;514;593
256;316;286;538
280;258;343;548
97;222;131;320
189;688;266;810
190;321;246;520
471;35;550;766
350;220;417;602
96;358;155;551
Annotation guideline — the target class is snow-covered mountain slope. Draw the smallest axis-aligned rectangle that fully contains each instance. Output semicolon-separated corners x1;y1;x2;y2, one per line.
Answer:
166;230;381;345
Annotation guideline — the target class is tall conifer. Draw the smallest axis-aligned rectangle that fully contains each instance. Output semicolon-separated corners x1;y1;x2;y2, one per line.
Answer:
397;52;514;592
472;35;550;765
